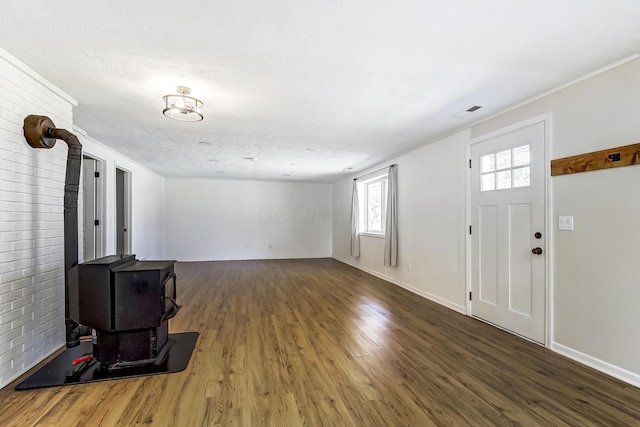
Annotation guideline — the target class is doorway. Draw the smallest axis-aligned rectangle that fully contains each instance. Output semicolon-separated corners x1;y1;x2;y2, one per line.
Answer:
82;155;104;262
115;167;131;255
468;117;548;344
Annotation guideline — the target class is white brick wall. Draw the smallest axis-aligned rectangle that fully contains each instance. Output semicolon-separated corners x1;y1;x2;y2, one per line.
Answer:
0;48;77;388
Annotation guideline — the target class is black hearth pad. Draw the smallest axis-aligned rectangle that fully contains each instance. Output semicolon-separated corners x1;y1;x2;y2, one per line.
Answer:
15;332;198;390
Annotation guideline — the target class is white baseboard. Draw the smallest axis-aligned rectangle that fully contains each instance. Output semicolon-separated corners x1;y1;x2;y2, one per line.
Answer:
332;256;466;315
552;342;640;389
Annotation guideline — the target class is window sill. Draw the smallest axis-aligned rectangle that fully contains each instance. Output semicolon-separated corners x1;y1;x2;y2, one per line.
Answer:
360;231;385;239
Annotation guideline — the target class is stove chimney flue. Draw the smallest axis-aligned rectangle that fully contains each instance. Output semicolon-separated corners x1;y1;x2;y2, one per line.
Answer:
24;115;83;348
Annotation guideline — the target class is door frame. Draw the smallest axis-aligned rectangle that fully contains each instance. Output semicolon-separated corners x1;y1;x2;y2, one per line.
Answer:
465;113;553;347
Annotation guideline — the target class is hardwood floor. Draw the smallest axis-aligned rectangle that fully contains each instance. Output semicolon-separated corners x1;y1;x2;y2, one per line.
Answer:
1;258;639;426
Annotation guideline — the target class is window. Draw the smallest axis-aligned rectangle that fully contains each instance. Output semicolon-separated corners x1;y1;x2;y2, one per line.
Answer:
359;175;388;235
480;145;530;192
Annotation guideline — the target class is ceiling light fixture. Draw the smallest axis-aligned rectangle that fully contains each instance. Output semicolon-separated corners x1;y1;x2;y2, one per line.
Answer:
163;86;203;122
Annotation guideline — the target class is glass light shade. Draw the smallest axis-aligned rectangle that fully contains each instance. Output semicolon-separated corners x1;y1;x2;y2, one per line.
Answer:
162;89;204;122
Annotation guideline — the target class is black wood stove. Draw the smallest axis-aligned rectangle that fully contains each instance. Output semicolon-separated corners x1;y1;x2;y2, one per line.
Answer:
17;115;197;389
70;254;180;369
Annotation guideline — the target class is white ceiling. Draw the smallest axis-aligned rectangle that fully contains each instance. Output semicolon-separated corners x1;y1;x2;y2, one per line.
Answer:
2;1;639;182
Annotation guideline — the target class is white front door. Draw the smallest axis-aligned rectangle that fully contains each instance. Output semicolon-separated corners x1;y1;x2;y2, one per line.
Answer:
470;120;546;343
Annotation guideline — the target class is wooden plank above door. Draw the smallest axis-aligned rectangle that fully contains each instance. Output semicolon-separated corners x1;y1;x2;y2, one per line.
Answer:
551;142;640;176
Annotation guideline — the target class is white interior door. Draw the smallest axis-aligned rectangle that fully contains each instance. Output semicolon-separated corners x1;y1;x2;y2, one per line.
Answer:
470;121;546;343
82;155;105;262
82;157;97;261
116;167;131;255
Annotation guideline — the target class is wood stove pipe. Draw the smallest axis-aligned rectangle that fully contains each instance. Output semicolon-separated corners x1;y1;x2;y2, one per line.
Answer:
23;115;86;347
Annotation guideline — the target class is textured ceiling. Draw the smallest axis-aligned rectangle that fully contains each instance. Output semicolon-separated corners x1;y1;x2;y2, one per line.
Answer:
1;1;639;182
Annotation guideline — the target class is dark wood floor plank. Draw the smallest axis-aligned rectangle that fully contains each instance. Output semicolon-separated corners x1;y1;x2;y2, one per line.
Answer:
1;258;639;426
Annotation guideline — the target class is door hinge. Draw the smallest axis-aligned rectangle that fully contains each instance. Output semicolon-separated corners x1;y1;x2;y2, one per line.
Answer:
94;171;100;178
469;291;472;301
468;159;471;168
469;225;472;235
94;219;100;226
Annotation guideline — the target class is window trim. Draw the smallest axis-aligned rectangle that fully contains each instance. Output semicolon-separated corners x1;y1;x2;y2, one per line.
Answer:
358;174;388;237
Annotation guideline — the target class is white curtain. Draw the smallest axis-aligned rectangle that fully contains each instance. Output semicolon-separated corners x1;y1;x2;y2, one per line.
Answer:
384;164;398;266
350;180;360;257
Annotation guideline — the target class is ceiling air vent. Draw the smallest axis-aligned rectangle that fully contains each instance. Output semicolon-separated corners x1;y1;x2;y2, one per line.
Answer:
453;105;483;119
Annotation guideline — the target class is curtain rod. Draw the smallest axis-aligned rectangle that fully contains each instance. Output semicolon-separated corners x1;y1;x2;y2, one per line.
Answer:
353;163;397;181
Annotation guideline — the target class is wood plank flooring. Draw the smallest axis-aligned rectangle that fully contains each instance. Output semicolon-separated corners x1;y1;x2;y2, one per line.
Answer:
1;258;639;426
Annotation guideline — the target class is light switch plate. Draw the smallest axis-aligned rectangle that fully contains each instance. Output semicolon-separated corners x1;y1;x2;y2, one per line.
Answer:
558;216;574;231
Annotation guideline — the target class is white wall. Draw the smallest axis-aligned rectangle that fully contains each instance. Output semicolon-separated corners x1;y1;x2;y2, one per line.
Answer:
0;49;76;387
78;133;165;261
472;58;640;386
164;178;332;261
332;130;469;313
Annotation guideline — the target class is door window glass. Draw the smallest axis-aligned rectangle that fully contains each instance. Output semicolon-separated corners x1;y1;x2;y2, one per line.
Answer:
480;145;530;192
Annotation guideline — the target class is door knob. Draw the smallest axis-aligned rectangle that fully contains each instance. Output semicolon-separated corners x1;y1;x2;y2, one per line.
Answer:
531;247;543;255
